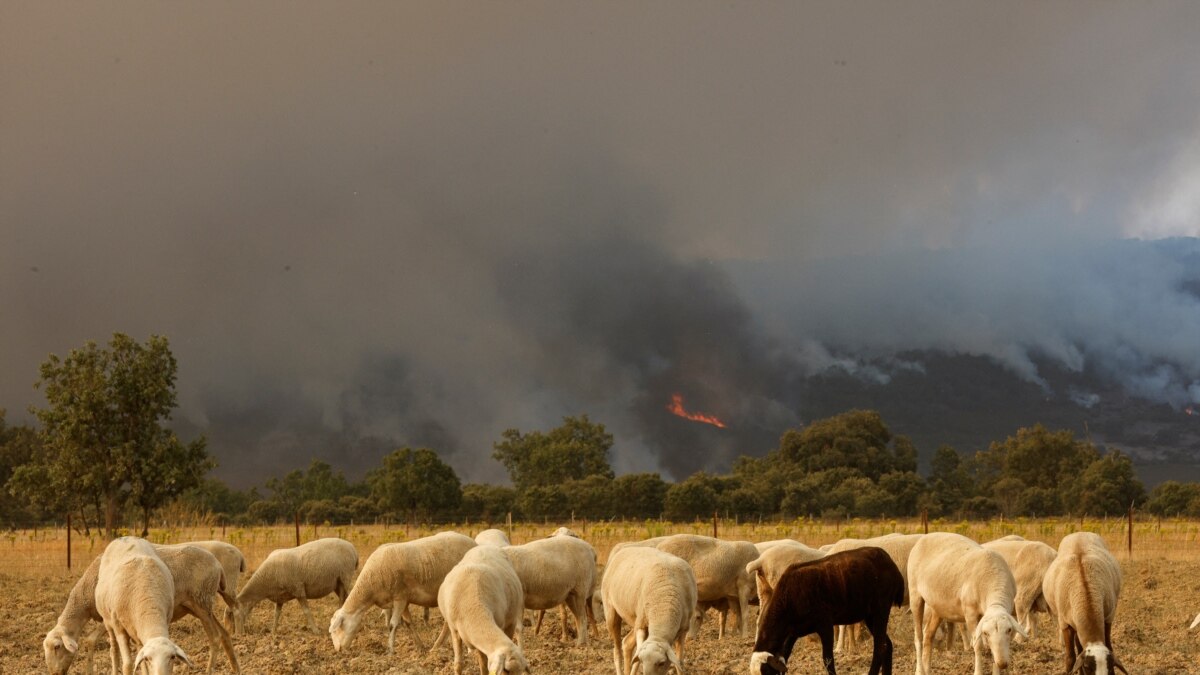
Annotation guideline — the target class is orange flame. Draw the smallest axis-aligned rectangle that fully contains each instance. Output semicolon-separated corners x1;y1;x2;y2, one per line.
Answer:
667;393;728;429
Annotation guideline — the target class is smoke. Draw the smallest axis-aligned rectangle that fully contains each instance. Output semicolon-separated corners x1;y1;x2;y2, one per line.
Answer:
3;3;1200;485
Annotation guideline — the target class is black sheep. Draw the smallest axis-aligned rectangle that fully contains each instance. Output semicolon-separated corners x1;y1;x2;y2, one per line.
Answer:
750;546;904;675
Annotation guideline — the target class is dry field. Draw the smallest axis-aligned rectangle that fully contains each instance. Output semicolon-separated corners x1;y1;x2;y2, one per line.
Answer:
3;518;1199;674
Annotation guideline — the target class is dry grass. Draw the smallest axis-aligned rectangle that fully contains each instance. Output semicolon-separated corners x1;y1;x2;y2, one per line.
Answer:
3;518;1198;673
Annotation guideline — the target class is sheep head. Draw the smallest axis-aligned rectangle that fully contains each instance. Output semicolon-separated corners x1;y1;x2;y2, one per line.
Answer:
972;609;1026;671
133;637;194;675
329;607;364;652
43;627;79;675
487;645;528;674
631;638;683;675
749;651;787;674
1071;643;1128;675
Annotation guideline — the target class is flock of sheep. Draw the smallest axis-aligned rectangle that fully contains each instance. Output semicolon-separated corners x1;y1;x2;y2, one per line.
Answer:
41;525;1138;674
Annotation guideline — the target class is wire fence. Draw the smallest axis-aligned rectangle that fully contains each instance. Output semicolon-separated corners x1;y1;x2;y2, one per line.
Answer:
5;511;1200;578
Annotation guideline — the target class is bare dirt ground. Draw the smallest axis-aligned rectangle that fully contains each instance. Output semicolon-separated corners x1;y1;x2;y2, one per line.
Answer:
5;555;1197;674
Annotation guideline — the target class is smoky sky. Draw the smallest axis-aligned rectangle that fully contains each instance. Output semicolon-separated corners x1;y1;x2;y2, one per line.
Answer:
3;3;1200;486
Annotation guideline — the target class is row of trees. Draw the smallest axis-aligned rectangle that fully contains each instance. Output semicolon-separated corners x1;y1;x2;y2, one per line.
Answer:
0;332;1189;533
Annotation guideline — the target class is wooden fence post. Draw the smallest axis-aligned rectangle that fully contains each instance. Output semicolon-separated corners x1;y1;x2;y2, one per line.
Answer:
712;510;719;539
67;513;72;570
294;510;301;547
921;509;928;535
1127;501;1134;558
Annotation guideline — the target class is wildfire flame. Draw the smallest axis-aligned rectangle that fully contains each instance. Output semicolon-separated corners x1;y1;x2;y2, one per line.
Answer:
667;393;728;429
1187;406;1197;417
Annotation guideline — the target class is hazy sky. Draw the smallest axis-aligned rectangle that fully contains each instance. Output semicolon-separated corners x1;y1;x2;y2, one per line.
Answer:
3;2;1199;485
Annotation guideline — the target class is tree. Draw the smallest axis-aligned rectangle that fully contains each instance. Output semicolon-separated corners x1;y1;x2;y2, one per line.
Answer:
928;445;973;516
971;424;1097;515
664;473;718;521
1145;481;1200;517
492;415;614;491
20;334;210;537
367;448;462;519
461;483;518;521
610;473;668;520
1077;451;1145;516
0;410;44;523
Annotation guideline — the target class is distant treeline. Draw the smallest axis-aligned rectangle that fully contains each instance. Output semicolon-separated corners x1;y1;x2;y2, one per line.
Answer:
0;334;1186;534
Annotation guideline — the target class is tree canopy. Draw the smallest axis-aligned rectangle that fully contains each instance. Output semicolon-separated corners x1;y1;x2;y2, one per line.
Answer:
11;334;210;536
492;414;614;491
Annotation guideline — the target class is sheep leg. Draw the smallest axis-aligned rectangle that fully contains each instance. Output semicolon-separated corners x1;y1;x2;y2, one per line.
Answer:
964;616;985;675
567;595;589;646
449;627;464;675
866;612;893;675
272;603;283;633
816;622;837;675
605;607;624;675
533;609;545;635
195;603;240;674
474;647;488;675
297;597;320;634
105;626;120;675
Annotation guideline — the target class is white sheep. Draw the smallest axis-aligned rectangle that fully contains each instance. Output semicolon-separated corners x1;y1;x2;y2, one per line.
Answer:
437;545;529;675
531;526;602;640
236;537;358;633
619;534;758;639
502;533;598;646
94;537;194;675
329;531;476;654
181;540;247;634
753;539;801;554
602;544;697;675
1042;531;1128;674
982;536;1057;639
475;528;512;547
45;541;239;675
745;540;826;636
908;532;1026;675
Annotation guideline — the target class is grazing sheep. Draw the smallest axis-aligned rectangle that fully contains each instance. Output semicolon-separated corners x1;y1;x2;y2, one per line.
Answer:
181;541;247;634
1042;532;1128;675
602;545;697;675
532;527;602;641
94;537;194;675
43;556;103;675
982;536;1057;639
237;537;358;634
502;533;598;646
750;546;905;675
329;531;476;654
620;534;759;639
45;542;239;675
438;546;529;675
475;529;511;547
745;540;826;636
908;532;1026;675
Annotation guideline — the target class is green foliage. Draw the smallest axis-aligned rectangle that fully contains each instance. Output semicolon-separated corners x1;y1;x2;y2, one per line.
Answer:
176;478;255;518
265;459;358;513
1145;481;1200;517
367;448;462;518
1077;451;1145;516
610;473;668;520
928;445;974;516
516;484;570;517
461;483;518;521
492;415;614;491
776;410;914;481
972;424;1097;515
18;334;210;536
0;411;46;522
664;473;719;520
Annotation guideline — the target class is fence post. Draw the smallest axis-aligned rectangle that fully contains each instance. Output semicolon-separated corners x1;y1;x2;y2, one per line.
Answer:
294;510;301;547
67;512;72;570
712;510;719;539
1127;501;1133;558
921;509;928;535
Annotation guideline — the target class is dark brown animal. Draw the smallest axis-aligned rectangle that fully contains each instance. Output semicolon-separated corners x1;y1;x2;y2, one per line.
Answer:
750;546;904;675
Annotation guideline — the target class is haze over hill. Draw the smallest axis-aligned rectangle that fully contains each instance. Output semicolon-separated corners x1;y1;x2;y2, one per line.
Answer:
3;3;1200;487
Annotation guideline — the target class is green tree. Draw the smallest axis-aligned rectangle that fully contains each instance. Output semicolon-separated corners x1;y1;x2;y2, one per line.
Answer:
664;473;718;521
1077;451;1145;516
0;410;44;523
18;334;210;537
1145;481;1200;517
928;445;973;516
177;478;255;519
971;424;1097;515
610;473;668;520
367;448;462;519
461;483;518;521
776;410;912;481
492;415;614;491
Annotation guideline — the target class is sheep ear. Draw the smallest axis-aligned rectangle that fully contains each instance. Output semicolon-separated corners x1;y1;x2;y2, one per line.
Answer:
971;621;985;648
766;654;788;673
133;649;147;672
1112;654;1129;675
174;645;195;668
61;635;79;654
668;647;685;674
330;612;343;631
1010;615;1028;640
1191;612;1200;630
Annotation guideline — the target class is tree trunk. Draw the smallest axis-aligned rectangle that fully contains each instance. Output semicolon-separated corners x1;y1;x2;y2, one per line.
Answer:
105;493;120;539
141;503;150;538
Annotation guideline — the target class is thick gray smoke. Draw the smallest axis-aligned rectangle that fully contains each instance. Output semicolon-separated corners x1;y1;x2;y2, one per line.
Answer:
3;3;1200;485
